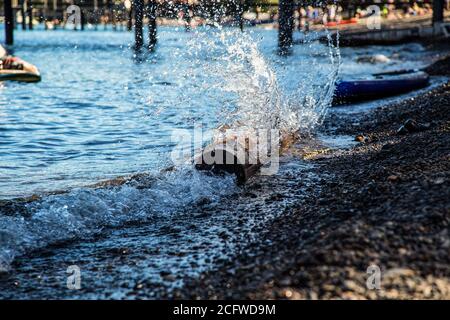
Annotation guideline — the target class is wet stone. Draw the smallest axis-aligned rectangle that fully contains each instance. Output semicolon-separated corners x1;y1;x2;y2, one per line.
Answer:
355;134;366;142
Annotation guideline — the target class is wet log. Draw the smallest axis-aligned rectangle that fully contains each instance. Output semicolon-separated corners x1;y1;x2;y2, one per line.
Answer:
195;144;262;184
195;127;299;184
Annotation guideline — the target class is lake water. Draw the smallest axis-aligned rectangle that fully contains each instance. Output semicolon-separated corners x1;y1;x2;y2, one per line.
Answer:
0;26;437;285
0;27;338;199
0;27;434;199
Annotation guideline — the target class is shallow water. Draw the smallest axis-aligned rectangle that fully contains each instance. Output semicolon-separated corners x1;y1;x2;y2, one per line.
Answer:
0;156;319;299
1;28;214;198
0;27;339;200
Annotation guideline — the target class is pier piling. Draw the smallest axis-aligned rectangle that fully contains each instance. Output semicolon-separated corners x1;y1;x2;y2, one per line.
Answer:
27;4;33;30
134;0;144;50
278;0;295;55
433;0;445;25
81;9;85;31
127;5;133;31
4;0;14;45
20;0;26;30
236;0;244;31
182;3;191;31
147;0;157;51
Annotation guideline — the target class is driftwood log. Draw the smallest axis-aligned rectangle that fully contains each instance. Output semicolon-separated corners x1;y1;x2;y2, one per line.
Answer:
195;127;300;184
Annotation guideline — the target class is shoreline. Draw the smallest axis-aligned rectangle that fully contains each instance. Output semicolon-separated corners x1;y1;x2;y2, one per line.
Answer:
170;68;450;299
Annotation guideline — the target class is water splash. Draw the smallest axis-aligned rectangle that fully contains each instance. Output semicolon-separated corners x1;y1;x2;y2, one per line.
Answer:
182;26;340;135
290;29;341;132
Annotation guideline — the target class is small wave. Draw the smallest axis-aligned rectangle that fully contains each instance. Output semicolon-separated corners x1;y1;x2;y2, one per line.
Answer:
0;167;237;272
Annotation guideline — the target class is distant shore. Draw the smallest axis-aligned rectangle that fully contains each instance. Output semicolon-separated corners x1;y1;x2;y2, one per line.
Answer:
171;56;450;299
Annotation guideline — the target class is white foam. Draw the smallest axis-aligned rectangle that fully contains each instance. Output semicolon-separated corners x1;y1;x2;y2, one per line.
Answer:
0;167;237;271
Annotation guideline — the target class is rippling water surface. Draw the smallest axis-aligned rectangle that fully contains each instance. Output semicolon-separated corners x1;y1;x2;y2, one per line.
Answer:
0;27;341;198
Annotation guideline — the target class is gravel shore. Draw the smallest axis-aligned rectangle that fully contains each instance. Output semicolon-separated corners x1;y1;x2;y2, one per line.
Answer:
172;69;450;299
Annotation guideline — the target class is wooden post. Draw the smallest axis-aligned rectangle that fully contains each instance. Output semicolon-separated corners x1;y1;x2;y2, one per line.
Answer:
432;0;444;25
278;0;295;55
111;3;117;31
20;0;27;30
127;7;133;31
182;2;191;31
81;9;85;31
126;0;133;32
236;0;244;31
43;0;48;29
134;0;144;50
94;9;99;30
112;12;116;31
297;6;302;30
147;0;157;51
27;3;33;30
4;0;14;45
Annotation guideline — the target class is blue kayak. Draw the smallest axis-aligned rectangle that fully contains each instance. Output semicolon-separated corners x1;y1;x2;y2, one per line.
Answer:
333;71;430;105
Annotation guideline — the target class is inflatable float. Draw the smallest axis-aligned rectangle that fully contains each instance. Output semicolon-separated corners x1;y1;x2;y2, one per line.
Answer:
333;71;430;105
0;58;41;83
0;45;41;83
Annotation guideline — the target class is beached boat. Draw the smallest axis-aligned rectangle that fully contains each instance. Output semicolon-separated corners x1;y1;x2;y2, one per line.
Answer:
0;58;41;83
333;71;429;105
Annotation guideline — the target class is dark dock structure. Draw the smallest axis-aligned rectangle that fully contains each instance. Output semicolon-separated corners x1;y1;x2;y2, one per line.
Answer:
1;0;448;49
4;0;13;44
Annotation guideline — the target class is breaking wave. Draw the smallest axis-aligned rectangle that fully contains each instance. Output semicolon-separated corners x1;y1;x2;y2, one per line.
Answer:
0;167;236;271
